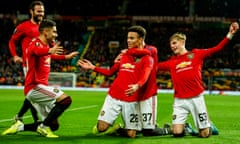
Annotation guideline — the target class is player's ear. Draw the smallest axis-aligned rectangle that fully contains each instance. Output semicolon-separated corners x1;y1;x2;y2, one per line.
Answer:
29;8;33;16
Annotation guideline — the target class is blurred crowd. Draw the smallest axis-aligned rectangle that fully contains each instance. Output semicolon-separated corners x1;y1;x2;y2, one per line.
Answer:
0;18;240;90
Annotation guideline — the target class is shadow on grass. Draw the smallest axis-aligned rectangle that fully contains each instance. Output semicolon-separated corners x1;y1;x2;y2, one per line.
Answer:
0;132;221;144
0;133;136;144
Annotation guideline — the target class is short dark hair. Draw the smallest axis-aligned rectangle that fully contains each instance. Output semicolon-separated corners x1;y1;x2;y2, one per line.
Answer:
29;0;44;10
39;19;56;33
127;25;147;39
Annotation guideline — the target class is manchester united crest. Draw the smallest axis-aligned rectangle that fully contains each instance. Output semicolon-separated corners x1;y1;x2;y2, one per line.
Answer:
187;53;194;60
100;110;105;116
172;114;176;120
53;88;59;93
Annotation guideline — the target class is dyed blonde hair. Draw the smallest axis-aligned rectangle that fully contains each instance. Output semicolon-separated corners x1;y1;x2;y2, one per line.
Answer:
169;32;186;41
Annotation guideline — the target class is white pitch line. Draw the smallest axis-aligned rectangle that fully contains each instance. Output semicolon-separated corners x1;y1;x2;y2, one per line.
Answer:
66;105;98;112
0;105;98;123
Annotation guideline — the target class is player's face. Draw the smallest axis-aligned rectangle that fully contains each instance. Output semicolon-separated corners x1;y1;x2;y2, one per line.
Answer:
170;38;185;55
31;5;45;23
44;26;58;44
127;32;143;49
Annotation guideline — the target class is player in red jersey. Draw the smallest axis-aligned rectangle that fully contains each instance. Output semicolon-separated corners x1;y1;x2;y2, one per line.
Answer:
157;22;239;138
8;1;45;123
78;27;155;138
78;50;153;138
2;19;78;138
115;26;172;136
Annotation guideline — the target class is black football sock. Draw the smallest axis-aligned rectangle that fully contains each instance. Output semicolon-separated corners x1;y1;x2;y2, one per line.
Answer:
29;103;39;122
43;96;72;126
24;121;41;131
142;127;170;136
17;99;32;118
116;128;129;137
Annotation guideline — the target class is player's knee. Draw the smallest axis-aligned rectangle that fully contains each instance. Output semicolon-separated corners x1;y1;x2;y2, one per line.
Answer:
199;128;211;138
57;96;72;109
97;121;109;132
173;128;185;137
173;125;185;137
173;132;185;137
126;130;137;138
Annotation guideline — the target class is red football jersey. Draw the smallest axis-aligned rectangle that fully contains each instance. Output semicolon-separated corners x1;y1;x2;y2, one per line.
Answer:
9;20;40;67
158;37;230;98
125;45;159;100
139;45;158;100
24;38;65;95
94;49;153;102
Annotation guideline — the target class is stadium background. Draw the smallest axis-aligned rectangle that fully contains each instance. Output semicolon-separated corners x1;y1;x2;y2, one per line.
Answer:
0;0;240;92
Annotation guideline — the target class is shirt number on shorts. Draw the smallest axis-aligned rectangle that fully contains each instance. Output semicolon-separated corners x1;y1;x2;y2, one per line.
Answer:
142;113;152;122
198;112;207;122
130;114;139;123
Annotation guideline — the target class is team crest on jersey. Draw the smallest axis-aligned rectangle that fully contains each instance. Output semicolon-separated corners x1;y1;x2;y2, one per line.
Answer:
187;53;194;59
135;58;140;63
35;42;40;47
53;88;59;93
100;110;105;116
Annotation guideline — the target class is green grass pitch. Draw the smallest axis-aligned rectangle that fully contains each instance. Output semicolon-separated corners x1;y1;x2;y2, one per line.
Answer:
0;89;239;144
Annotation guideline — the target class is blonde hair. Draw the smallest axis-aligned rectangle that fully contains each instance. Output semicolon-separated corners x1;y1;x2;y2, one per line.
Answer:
169;32;186;41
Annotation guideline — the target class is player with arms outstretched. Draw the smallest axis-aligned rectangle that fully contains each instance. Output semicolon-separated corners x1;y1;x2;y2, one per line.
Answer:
2;19;78;138
157;22;239;138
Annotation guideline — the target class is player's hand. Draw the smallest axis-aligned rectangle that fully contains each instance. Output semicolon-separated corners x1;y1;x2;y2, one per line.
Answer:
121;49;128;53
49;41;64;54
65;51;79;60
13;56;22;64
125;84;140;96
229;22;239;34
77;59;95;70
114;49;127;63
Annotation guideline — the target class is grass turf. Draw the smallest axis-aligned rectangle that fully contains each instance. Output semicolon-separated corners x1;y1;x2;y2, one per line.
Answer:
0;89;239;144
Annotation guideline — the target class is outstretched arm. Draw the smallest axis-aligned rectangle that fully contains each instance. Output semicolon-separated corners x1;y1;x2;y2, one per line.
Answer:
65;51;79;60
77;59;95;70
78;59;119;76
199;22;239;58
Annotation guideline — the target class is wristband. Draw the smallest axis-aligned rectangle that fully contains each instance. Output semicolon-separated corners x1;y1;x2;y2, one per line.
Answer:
226;33;233;40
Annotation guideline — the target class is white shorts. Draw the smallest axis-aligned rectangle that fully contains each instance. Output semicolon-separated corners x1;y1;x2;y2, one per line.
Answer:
139;95;157;129
98;95;142;131
26;84;64;121
172;93;211;129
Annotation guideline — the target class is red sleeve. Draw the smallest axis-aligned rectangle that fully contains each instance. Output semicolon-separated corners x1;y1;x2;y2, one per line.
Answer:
137;56;153;87
157;60;172;71
33;47;49;56
94;63;120;76
198;37;230;58
8;26;24;57
51;54;66;60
